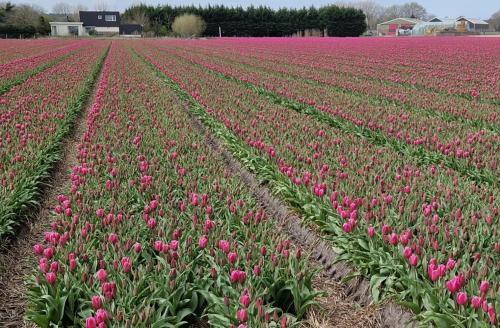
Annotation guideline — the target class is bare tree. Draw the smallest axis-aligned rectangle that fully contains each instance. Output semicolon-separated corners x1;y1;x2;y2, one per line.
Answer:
6;4;41;27
489;9;500;31
94;0;108;11
336;0;384;30
52;2;72;15
382;2;430;21
172;14;206;38
71;4;88;21
123;6;149;29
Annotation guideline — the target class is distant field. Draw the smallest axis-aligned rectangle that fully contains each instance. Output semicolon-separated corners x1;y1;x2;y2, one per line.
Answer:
0;37;498;327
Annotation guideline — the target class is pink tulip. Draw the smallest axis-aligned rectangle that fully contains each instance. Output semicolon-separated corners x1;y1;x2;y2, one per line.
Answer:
240;293;251;308
170;240;179;251
97;269;107;282
430;269;440;282
390;233;398;246
95;308;108;323
50;261;60;273
46;272;56;285
191;193;199;206
457;292;467;306
479;280;489;294
147;218;156;229
409;254;418;266
403;247;412;258
92;295;102;309
228;252;237;264
218;240;230;253
154;240;163;252
471;296;482;309
86;317;97;328
489;307;497;325
199;235;208;249
33;244;44;255
108;233;118;245
134;242;142;253
447;279;459;293
367;226;375;237
446;258;456;270
237;309;248;322
121;257;132;273
69;258;77;271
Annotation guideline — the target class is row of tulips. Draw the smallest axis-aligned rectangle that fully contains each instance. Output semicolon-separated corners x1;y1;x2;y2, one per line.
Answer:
163;39;500;127
172;37;499;101
144;43;498;189
0;41;90;95
27;43;319;328
133;42;498;327
0;41;108;237
153;43;500;181
0;39;79;64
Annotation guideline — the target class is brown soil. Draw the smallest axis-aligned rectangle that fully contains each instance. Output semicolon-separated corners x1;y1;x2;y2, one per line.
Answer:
0;57;108;327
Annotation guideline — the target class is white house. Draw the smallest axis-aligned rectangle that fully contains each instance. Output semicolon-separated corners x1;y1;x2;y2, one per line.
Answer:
50;22;86;36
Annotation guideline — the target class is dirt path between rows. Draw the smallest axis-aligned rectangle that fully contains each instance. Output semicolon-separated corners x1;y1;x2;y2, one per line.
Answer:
184;102;415;328
0;54;108;328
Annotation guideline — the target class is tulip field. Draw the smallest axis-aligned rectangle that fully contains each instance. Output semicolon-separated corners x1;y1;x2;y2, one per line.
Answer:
0;37;498;328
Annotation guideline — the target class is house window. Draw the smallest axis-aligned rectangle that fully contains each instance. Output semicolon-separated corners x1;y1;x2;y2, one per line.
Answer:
98;15;102;19
105;15;116;22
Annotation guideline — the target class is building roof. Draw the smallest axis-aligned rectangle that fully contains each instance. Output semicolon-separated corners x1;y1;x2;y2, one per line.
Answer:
428;17;456;23
457;17;489;25
49;21;84;26
412;21;456;35
378;18;423;26
120;24;143;35
79;11;121;27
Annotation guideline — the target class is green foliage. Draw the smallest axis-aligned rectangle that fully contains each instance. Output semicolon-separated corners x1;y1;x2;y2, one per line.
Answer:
122;4;365;37
319;5;367;37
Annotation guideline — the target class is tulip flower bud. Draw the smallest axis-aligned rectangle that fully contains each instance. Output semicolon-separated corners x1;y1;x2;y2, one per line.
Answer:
457;292;467;306
92;295;102;309
471;296;482;309
86;317;97;328
96;269;107;282
237;309;248;322
479;280;489;294
33;244;44;255
240;293;251;308
409;254;418;266
228;252;237;264
46;272;56;285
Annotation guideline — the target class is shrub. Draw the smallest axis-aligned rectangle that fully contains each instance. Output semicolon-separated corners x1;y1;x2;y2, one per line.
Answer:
172;14;206;38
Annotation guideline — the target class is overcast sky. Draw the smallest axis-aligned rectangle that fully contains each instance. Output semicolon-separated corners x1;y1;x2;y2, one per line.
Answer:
9;0;499;19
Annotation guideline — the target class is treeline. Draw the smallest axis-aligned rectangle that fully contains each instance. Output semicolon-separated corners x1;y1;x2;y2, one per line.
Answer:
0;2;50;38
123;4;367;37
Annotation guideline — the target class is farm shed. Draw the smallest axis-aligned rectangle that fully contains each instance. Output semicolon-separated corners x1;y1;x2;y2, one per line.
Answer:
377;18;422;36
49;22;86;36
455;17;490;32
119;24;143;37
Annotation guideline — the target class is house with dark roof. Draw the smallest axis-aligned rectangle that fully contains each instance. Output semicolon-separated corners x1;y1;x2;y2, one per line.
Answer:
80;11;120;35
